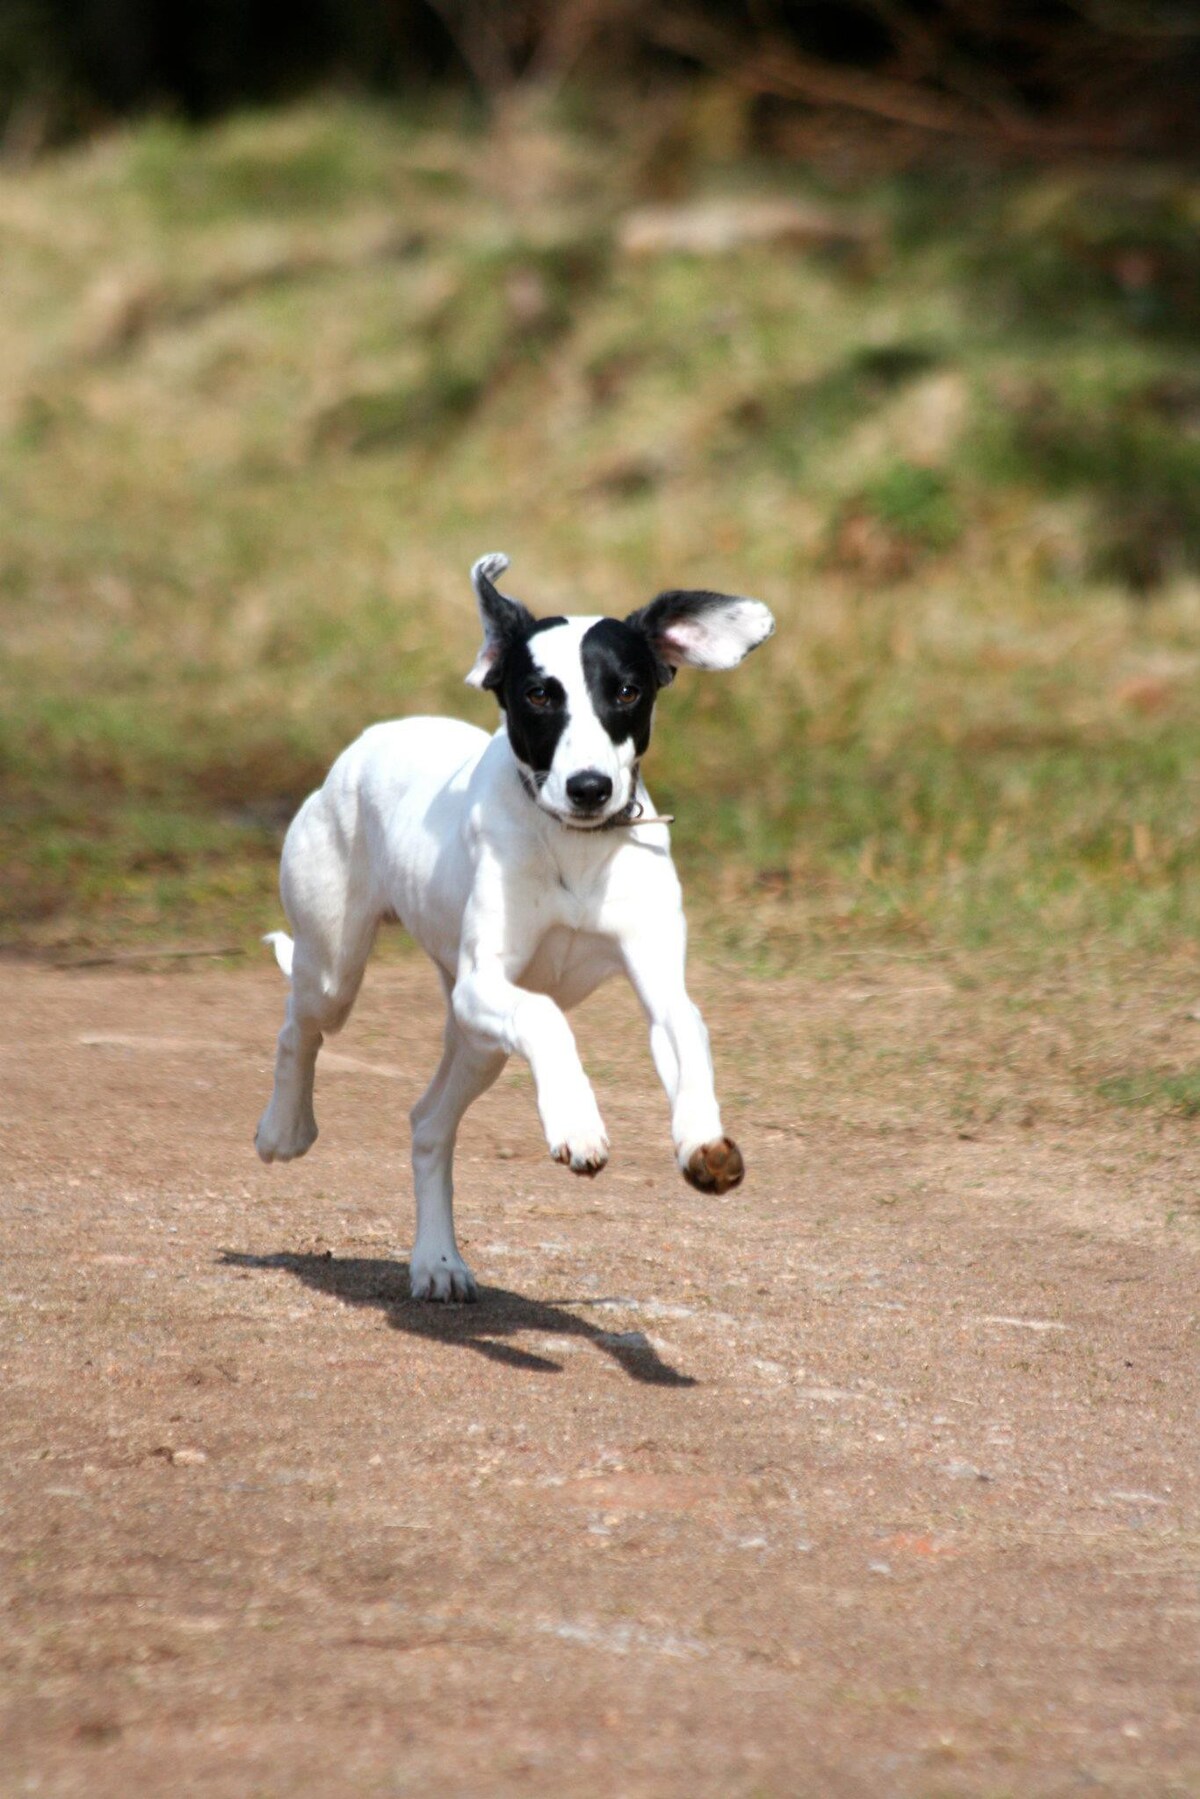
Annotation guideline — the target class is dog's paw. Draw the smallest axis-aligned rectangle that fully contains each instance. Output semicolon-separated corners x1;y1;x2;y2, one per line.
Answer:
682;1136;744;1195
542;1090;609;1176
255;1104;318;1164
550;1131;609;1177
410;1248;479;1303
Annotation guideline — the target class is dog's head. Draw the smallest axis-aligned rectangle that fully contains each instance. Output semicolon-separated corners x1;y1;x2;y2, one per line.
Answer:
466;552;774;830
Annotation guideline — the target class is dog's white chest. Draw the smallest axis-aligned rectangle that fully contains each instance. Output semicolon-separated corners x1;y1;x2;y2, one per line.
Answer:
520;923;620;1007
553;874;587;932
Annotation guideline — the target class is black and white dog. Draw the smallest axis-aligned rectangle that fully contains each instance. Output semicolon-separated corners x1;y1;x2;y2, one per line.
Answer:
256;554;774;1300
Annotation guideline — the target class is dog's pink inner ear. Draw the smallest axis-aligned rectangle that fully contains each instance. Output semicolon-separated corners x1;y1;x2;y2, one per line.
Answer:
465;641;499;689
656;618;714;667
629;592;774;676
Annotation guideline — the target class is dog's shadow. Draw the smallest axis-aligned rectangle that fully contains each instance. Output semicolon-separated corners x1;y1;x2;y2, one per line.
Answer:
219;1251;696;1387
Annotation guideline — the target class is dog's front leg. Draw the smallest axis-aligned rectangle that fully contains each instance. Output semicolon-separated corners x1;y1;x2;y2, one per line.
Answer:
453;966;609;1174
620;925;745;1196
452;884;609;1175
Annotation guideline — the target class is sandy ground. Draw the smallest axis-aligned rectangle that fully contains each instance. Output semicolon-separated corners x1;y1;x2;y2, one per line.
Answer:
1;953;1198;1797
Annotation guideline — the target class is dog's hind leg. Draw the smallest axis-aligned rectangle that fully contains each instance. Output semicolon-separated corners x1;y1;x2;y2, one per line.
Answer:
255;793;380;1164
408;977;506;1302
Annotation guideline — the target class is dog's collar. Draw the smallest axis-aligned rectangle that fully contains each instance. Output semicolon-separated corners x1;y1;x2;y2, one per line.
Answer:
592;797;676;832
516;765;674;832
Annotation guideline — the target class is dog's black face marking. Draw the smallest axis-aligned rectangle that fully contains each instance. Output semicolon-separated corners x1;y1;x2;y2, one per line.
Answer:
579;618;660;757
497;622;571;779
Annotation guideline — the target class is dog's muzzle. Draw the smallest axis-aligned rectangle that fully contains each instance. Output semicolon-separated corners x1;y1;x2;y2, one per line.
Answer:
564;769;613;816
517;762;673;831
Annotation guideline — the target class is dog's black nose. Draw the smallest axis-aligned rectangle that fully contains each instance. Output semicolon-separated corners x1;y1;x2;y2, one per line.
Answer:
566;770;613;812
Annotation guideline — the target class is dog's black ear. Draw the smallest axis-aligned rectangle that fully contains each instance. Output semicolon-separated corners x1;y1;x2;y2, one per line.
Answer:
466;553;536;691
626;589;775;686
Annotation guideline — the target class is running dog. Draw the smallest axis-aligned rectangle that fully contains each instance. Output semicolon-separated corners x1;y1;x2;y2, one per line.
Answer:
256;553;774;1300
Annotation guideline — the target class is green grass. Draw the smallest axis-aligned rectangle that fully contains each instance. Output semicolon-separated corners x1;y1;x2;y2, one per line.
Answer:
1098;1068;1200;1119
2;92;1200;976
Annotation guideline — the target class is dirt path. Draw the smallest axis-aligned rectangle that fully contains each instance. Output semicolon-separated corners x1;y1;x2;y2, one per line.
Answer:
2;957;1197;1796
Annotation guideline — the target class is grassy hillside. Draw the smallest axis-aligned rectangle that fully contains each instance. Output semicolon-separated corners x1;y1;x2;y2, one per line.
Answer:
2;93;1200;969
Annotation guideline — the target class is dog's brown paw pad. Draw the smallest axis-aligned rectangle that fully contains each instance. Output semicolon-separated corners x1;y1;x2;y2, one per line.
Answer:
683;1137;744;1195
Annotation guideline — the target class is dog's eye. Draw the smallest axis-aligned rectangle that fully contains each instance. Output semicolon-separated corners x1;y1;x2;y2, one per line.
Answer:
614;683;640;707
525;685;552;709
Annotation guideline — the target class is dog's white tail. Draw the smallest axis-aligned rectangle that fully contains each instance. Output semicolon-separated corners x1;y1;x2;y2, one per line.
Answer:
262;931;294;979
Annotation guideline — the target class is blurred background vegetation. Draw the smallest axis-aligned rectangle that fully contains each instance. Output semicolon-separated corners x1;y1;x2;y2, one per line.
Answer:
2;0;1199;978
